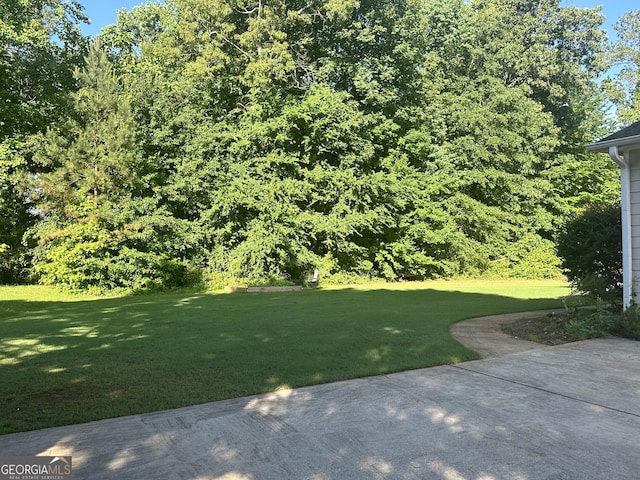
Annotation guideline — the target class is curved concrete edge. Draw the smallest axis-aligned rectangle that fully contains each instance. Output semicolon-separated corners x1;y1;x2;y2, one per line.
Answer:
450;308;562;358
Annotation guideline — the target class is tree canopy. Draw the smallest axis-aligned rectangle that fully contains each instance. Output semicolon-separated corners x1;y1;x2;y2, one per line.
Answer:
0;0;627;291
0;0;88;282
607;10;640;124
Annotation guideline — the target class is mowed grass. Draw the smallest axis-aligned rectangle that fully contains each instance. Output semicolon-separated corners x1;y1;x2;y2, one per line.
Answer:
0;279;569;434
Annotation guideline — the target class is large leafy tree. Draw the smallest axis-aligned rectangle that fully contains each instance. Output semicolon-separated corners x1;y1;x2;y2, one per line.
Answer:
0;0;88;282
409;0;615;275
0;0;87;139
17;0;616;289
30;42;195;292
607;10;640;124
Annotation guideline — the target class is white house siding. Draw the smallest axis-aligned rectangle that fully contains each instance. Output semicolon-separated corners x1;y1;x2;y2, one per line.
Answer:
629;148;640;301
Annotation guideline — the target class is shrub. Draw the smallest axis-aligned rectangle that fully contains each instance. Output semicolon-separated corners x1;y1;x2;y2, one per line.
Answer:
205;271;298;290
247;275;296;287
611;305;640;340
565;309;614;341
205;271;239;290
320;271;376;285
29;212;199;294
483;236;564;279
510;238;563;279
556;202;622;304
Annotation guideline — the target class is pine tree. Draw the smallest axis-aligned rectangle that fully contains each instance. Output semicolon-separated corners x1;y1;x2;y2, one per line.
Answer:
35;40;137;213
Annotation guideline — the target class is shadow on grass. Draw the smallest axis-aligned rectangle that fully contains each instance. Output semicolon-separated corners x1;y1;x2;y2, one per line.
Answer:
0;287;565;435
2;325;639;479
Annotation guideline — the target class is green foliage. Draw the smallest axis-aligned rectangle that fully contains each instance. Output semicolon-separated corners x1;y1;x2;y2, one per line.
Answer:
606;10;640;124
28;43;199;293
29;206;197;294
204;270;239;291
484;236;563;279
565;309;614;342
612;304;640;340
556;202;622;303
320;272;376;286
0;143;31;283
33;41;139;209
0;0;87;140
0;0;88;283
3;0;620;291
246;275;296;287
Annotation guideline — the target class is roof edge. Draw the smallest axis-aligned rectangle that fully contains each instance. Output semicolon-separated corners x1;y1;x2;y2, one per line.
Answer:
586;134;640;153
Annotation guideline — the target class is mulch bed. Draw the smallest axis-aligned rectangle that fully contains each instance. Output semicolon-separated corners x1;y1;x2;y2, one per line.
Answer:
502;312;576;345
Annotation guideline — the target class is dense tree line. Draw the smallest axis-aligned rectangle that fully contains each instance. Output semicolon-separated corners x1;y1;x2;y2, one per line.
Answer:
0;0;88;282
1;0;634;291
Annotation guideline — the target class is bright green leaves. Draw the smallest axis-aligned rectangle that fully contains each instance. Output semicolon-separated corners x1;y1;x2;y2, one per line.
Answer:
200;84;396;279
428;76;561;272
0;0;87;139
3;0;618;289
0;0;88;282
607;10;640;124
29;201;197;293
236;2;296;90
28;42;195;292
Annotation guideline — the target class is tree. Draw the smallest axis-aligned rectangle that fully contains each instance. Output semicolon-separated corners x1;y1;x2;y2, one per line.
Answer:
0;0;88;282
607;10;640;124
20;0;614;289
30;41;196;292
0;0;88;140
34;42;138;210
413;0;613;275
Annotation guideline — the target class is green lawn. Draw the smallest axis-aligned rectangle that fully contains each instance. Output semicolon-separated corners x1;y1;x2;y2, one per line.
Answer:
0;279;570;434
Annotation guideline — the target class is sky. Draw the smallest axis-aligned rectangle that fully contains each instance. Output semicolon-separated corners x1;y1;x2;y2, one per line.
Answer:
78;1;633;38
79;1;159;37
561;0;632;38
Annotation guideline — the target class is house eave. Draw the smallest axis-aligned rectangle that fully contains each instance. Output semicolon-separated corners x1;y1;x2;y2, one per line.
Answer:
586;134;640;153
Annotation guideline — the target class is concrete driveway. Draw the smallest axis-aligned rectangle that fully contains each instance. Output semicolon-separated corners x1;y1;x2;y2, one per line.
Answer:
1;323;639;479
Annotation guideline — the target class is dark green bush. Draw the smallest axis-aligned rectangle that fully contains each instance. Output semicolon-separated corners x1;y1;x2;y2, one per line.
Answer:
556;202;622;304
612;305;640;340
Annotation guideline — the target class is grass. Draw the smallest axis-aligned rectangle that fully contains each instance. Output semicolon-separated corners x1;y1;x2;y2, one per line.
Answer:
0;279;569;434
